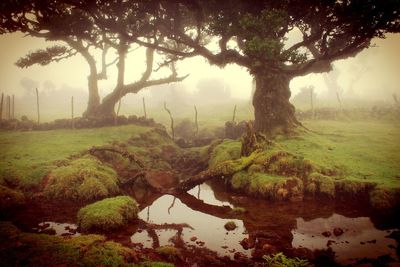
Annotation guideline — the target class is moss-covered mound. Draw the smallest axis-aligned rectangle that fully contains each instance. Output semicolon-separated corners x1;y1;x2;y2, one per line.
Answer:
77;196;139;232
0;221;174;267
44;155;120;202
0;185;25;210
0;221;136;267
209;139;390;207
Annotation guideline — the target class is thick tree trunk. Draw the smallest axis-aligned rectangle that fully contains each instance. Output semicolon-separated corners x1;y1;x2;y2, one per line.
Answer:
253;72;299;133
83;73;101;117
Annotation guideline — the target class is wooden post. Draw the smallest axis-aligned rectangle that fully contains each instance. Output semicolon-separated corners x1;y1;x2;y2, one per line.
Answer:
0;93;3;121
232;104;237;122
194;105;198;136
7;95;11;120
142;97;147;118
71;96;74;129
336;91;342;113
164;101;174;140
35;88;40;124
310;87;314;119
114;98;122;126
12;94;14;119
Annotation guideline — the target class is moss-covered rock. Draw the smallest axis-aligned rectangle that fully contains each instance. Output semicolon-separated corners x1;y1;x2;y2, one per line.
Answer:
44;155;119;202
369;187;399;211
0;185;25;210
77;196;139;232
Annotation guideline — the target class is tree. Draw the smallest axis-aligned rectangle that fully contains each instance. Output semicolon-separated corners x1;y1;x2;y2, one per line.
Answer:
0;0;187;118
129;0;400;133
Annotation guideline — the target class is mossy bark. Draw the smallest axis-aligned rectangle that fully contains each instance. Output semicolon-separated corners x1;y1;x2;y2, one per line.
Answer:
253;72;300;133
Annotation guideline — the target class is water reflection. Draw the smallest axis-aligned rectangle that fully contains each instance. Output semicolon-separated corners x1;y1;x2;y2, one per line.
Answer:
292;214;398;263
131;184;249;257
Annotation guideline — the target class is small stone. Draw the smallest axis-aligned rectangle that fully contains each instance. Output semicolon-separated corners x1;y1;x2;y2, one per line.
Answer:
240;238;255;250
190;236;197;242
322;231;331;237
333;227;344;236
224;221;237;231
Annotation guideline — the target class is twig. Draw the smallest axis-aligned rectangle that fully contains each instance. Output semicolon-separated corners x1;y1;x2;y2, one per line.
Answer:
164;101;175;140
194;105;198;136
232;104;237;122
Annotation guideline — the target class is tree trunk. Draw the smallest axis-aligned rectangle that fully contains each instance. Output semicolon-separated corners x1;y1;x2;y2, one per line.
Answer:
83;73;101;117
253;72;299;133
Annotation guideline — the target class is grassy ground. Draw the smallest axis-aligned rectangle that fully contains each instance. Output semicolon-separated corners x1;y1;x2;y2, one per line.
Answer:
0;125;150;189
278;120;400;188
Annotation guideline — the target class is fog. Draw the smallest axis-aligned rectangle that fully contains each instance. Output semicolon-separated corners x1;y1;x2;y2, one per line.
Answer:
0;33;399;121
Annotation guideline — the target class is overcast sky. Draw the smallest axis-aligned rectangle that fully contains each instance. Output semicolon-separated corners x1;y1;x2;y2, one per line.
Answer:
0;32;399;102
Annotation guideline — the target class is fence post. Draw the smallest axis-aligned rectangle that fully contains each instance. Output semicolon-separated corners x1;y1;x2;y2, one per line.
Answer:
35;88;40;124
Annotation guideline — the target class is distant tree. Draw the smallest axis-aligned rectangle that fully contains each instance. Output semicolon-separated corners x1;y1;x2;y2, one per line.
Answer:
133;0;400;133
0;0;187;118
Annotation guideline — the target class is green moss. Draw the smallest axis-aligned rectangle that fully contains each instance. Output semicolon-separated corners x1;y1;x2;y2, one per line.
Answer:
208;139;241;168
309;173;335;198
0;222;135;267
44;155;119;201
77;196;139;232
155;245;180;261
231;207;247;214
369;187;398;211
0;185;25;209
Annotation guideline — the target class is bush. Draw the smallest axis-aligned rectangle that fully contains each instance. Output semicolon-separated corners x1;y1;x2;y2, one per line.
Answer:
77;196;139;232
44;155;119;202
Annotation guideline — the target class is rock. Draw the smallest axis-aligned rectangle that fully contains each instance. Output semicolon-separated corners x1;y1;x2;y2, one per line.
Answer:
190;236;197;242
333;227;344;236
240;237;255;250
322;231;332;237
224;221;237;231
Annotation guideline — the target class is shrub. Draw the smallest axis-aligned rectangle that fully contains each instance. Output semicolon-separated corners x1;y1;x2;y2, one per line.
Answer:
77;196;139;232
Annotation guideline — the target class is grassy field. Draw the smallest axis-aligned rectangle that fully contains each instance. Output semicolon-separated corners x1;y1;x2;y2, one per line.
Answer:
0;125;150;189
278;120;400;188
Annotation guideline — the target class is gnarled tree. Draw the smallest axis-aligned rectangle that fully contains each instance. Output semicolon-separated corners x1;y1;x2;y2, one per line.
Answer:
130;0;399;133
0;0;187;118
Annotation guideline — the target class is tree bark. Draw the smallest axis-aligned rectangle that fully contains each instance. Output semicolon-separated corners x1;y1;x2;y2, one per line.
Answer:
253;72;299;133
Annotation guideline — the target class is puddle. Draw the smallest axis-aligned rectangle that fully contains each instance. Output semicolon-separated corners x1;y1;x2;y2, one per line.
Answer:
292;213;398;263
34;221;80;236
131;184;249;257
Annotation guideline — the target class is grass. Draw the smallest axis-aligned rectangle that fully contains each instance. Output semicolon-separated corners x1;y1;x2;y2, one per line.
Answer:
77;196;139;232
0;125;150;189
277;120;400;188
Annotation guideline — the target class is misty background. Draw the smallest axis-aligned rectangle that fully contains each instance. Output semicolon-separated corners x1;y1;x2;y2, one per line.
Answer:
0;32;399;123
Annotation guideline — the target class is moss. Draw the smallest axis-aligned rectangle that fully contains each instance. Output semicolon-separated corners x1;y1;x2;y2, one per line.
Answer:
77;196;139;232
369;187;398;211
44;155;119;202
0;185;25;210
231;207;247;214
224;221;237;231
208;139;241;168
0;223;135;267
309;173;335;198
231;171;250;189
155;245;180;261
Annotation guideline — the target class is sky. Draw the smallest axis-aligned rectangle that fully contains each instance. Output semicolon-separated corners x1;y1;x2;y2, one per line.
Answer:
0;32;399;104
